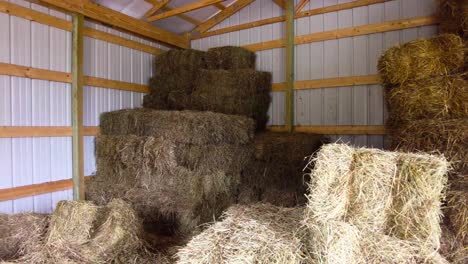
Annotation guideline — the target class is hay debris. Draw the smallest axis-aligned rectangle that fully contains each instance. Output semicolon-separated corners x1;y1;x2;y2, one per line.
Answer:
191;69;271;130
389;118;468;178
0;213;47;261
239;132;327;207
386;73;468;125
175;204;305;264
205;46;256;70
378;34;464;85
100;108;255;145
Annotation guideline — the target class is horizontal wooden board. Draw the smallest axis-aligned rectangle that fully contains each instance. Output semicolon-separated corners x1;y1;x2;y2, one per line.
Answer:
84;76;150;93
268;125;387;135
81;126;100;136
0;62;72;83
272;75;381;91
0;177;92;201
0;126;72;137
243;16;438;51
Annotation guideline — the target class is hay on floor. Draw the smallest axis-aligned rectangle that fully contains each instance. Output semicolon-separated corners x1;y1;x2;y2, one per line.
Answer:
378;34;464;85
0;213;47;261
303;144;449;263
191;69;271;130
89;109;255;237
175;204;305;264
389;118;468;179
239;132;327;207
205;46;256;70
385;73;468;125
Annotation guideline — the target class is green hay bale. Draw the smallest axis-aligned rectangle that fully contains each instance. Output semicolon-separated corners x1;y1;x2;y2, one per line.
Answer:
386;74;468;125
100;108;255;145
378;34;465;85
175;204;305;264
86;134;253;237
389;119;468;179
205;46;256;70
438;0;468;40
239;132;327;207
191;69;272;130
0;213;47;261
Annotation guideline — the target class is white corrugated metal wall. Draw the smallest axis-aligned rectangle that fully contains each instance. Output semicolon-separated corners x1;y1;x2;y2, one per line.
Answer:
191;0;439;148
0;0;168;214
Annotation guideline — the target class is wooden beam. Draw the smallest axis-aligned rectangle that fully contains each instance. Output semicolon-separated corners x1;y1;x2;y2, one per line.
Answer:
143;0;170;18
191;0;387;39
191;0;255;35
243;16;438;51
38;0;189;48
214;3;226;10
160;5;202;25
285;0;294;133
268;125;387;135
84;76;150;93
295;0;309;13
0;177;92;202
272;0;286;9
0;62;72;83
82;126;100;136
72;13;85;200
147;0;224;22
0;126;72;137
272;75;381;91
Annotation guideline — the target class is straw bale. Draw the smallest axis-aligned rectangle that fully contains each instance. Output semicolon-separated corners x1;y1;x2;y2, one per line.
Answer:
205;46;256;70
0;213;47;261
87;133;253;236
386;73;468;125
191;69;271;130
239;132;326;207
100;108;255;145
438;0;468;40
446;179;468;243
389;119;468;178
378;34;464;85
175;204;305;264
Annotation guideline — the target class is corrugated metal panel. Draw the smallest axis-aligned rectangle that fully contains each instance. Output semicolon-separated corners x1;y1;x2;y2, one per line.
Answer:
192;0;438;147
0;1;73;213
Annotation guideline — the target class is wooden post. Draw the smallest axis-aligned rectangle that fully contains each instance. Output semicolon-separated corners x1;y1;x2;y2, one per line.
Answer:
72;13;84;200
285;0;295;133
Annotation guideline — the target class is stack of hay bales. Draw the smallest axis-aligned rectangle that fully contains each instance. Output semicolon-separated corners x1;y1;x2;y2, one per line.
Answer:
379;32;467;262
0;199;166;263
238;132;327;207
87;109;255;237
174;144;450;264
142;46;272;130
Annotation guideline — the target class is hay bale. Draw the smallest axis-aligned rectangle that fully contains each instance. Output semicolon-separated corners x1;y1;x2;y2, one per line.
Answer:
144;49;207;110
0;213;47;261
446;179;468;244
389;119;468;178
175;204;305;264
205;46;256;70
100;108;254;145
191;69;271;130
439;0;468;40
239;132;326;207
386;73;468;125
305;144;448;251
378;34;465;85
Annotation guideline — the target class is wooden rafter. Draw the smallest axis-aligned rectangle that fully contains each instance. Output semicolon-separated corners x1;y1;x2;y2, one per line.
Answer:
272;0;286;9
191;0;255;35
143;0;170;18
295;0;309;13
161;5;202;25
213;3;226;10
147;0;224;22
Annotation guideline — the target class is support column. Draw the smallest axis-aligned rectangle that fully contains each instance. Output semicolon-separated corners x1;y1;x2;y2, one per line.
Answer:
285;0;295;133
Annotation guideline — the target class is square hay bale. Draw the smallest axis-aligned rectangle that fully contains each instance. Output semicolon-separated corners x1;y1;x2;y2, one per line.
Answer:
385;73;468;125
389;119;468;179
16;199;150;264
305;144;448;250
205;46;256;70
175;204;305;264
191;69;272;130
239;132;327;207
438;0;468;40
0;213;47;261
100;108;254;145
378;34;464;85
144;49;207;110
